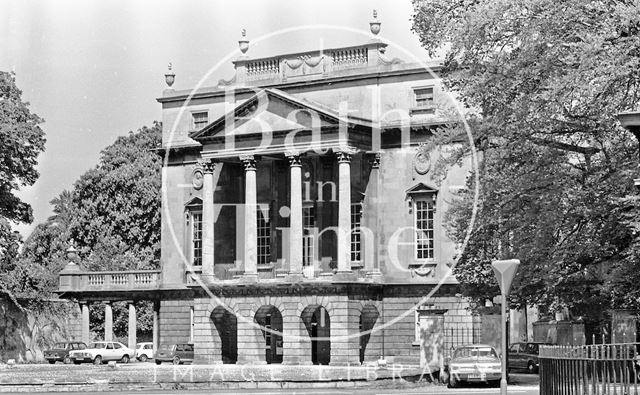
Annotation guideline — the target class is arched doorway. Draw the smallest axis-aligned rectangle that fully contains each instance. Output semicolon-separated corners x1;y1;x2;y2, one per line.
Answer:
254;305;283;364
211;306;237;364
359;304;380;364
301;305;330;365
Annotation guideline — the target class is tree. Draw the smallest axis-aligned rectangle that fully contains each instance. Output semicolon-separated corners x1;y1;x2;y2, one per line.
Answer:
411;0;640;322
0;71;45;225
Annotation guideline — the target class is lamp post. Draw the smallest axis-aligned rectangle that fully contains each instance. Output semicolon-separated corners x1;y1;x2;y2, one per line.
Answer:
492;259;520;395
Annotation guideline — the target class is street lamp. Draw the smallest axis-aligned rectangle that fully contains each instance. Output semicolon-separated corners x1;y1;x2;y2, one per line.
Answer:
492;259;520;395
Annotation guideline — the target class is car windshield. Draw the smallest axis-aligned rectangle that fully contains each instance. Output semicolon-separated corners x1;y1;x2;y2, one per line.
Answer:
53;343;67;349
89;342;107;349
454;347;498;359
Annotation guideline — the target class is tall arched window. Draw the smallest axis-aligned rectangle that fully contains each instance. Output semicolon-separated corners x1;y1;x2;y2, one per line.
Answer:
185;198;203;267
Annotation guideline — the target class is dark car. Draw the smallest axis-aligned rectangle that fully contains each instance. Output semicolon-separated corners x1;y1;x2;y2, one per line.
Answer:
155;343;194;365
508;342;549;373
44;342;87;364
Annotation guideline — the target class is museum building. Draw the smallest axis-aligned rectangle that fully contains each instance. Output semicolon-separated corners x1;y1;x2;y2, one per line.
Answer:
59;14;480;367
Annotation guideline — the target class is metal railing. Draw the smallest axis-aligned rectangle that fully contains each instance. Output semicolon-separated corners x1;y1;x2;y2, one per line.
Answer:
539;343;640;395
444;326;482;360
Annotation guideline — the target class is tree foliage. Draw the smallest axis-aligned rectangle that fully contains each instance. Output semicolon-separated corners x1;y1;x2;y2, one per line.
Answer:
0;71;46;225
412;0;640;319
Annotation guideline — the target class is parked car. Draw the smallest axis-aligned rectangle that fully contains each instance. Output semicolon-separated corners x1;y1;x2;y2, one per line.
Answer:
69;341;135;365
136;342;154;362
447;344;502;388
155;343;194;365
44;342;87;364
508;342;549;373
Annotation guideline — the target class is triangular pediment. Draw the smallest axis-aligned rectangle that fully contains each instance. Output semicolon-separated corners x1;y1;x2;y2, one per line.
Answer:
406;182;439;195
190;88;364;142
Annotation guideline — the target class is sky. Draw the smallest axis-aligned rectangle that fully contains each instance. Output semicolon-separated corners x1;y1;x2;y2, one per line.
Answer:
1;0;429;238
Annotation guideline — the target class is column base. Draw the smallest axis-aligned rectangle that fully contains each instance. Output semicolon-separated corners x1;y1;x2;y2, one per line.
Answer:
366;271;383;281
282;358;313;366
329;360;362;367
236;358;267;365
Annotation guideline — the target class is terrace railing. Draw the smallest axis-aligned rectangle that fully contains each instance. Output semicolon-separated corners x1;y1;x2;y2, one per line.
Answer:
59;269;161;293
539;343;640;395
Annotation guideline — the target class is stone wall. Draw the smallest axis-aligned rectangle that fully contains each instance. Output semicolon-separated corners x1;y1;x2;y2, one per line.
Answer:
0;297;81;363
159;298;193;346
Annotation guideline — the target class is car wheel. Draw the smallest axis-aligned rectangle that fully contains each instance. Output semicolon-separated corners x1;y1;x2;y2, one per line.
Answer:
155;360;162;365
139;354;148;362
93;355;102;365
121;354;130;363
448;375;458;388
48;360;56;364
172;356;181;365
64;356;71;365
527;361;538;374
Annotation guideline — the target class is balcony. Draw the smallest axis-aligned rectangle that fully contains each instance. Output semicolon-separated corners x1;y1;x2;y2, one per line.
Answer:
58;262;161;293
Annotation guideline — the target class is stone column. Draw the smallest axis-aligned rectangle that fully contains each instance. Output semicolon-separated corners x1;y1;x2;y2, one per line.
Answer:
287;154;303;277
128;301;137;350
80;301;90;344
152;301;159;351
329;299;361;366
336;150;353;273
104;301;113;341
201;159;217;281
240;155;258;280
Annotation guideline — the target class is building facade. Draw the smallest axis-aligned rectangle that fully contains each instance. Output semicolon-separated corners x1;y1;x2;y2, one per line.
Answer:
59;17;481;368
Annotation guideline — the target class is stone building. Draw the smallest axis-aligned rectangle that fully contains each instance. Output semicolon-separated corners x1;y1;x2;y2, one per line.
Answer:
59;14;480;368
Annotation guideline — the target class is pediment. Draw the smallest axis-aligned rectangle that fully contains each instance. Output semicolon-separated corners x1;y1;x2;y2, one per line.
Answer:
406;182;439;196
190;88;356;142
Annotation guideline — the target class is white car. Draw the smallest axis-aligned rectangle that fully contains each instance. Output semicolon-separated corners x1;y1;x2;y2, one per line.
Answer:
136;342;154;362
69;341;135;365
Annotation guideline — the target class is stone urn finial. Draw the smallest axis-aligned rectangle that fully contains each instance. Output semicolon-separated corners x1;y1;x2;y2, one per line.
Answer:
239;29;249;55
370;9;381;36
164;62;175;88
61;242;81;273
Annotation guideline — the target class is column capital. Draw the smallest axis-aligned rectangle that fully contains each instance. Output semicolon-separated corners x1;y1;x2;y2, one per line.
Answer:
369;152;381;169
239;154;257;171
198;158;217;174
335;150;353;164
286;152;302;167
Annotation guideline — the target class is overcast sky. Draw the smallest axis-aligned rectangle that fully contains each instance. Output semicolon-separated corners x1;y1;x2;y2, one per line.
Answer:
1;0;428;238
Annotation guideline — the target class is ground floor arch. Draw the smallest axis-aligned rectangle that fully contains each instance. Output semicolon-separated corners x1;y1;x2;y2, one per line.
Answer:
254;305;283;364
301;304;330;365
211;306;237;364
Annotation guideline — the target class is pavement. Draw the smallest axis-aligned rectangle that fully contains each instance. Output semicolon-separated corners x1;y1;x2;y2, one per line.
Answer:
0;362;539;393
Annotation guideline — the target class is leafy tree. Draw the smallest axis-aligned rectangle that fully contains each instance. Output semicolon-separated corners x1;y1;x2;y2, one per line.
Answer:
412;0;640;322
0;71;46;225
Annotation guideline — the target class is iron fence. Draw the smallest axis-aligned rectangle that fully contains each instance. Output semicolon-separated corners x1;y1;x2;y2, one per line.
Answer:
539;343;640;395
443;326;482;360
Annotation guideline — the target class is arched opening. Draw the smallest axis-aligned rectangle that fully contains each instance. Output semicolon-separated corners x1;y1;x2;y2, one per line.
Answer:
211;306;237;364
254;305;283;364
301;305;330;365
359;304;380;364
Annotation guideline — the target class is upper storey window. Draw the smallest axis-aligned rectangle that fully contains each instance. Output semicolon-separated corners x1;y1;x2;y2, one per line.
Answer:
412;87;435;115
192;111;208;130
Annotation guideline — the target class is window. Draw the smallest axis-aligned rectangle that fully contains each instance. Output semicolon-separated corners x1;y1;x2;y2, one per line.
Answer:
113;343;122;349
106;343;114;350
351;202;363;262
191;211;203;266
192;111;208;130
257;205;271;265
414;87;434;108
415;198;435;260
184;344;194;352
302;206;316;266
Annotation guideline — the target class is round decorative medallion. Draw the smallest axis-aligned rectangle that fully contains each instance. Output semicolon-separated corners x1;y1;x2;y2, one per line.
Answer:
192;168;204;190
413;152;431;175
